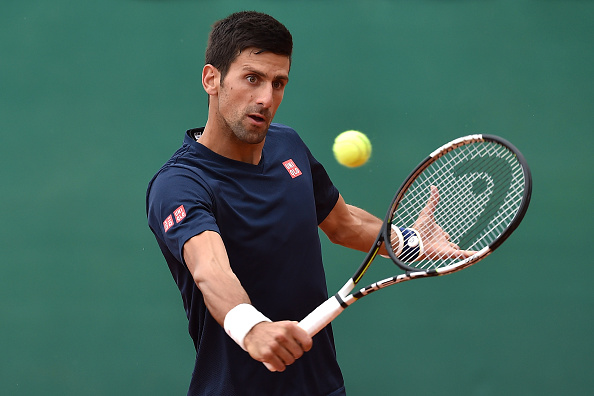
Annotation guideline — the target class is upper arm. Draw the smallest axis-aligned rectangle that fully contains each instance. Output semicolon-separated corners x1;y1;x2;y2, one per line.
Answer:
147;167;219;265
319;194;351;244
319;194;383;253
183;230;231;282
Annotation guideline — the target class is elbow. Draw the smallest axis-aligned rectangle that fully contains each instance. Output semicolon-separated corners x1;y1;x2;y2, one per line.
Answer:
325;228;350;246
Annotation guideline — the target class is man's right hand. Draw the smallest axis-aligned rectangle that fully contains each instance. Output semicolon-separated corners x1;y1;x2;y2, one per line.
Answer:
244;321;313;372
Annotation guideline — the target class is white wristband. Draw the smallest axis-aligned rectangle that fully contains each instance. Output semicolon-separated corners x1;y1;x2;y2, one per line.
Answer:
381;224;404;259
223;304;271;351
400;227;424;262
390;224;405;256
382;225;424;262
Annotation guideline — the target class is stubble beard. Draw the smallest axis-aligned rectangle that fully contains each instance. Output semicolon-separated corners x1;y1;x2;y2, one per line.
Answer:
225;106;272;145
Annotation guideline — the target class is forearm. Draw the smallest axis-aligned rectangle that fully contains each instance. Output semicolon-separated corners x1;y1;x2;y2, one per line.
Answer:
194;265;250;324
183;231;250;325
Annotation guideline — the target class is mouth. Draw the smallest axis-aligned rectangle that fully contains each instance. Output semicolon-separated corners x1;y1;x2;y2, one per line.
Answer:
247;113;267;125
249;115;265;122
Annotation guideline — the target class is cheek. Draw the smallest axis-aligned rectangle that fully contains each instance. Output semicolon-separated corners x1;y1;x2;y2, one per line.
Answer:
218;89;240;115
272;91;284;109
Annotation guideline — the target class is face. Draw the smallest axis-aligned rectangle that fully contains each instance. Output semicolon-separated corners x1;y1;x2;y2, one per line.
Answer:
213;48;290;145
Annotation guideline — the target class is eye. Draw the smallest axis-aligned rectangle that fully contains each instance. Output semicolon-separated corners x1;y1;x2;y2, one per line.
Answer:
247;75;257;84
272;81;284;89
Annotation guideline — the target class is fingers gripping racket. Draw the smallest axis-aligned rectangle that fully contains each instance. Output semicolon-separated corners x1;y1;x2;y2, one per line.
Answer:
300;134;532;337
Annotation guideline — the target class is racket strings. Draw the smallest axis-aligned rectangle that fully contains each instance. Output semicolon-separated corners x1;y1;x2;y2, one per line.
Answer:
390;141;527;270
438;155;521;245
431;144;521;249
421;144;520;248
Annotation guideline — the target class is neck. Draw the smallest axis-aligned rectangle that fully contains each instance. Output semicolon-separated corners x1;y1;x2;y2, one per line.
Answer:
198;121;264;165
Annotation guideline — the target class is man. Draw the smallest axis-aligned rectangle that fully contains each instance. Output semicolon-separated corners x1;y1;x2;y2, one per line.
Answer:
146;11;466;395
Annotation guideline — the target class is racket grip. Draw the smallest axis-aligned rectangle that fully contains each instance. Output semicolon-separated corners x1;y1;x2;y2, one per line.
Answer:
298;295;345;337
262;296;345;372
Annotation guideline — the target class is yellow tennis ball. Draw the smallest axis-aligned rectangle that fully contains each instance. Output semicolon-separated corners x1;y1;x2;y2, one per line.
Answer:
333;130;372;167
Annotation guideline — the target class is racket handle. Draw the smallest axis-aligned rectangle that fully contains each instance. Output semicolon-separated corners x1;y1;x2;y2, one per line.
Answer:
298;295;345;337
263;296;345;372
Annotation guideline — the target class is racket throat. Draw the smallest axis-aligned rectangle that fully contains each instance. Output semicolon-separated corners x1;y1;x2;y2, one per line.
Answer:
334;279;358;308
333;291;349;309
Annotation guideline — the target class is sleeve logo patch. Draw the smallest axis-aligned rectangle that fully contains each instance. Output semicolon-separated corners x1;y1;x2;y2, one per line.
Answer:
282;159;302;178
163;205;187;233
174;205;187;223
163;215;174;233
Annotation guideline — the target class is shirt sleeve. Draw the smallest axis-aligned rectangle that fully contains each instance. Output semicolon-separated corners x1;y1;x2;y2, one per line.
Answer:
306;147;340;224
146;166;219;265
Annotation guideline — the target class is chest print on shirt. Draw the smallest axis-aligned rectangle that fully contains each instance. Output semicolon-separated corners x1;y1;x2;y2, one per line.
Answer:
282;159;302;179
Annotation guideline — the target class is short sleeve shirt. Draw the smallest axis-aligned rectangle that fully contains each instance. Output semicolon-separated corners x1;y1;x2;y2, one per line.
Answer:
146;124;345;396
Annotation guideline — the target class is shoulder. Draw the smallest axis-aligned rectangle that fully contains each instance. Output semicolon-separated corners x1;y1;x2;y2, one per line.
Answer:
146;143;215;212
268;123;303;141
149;162;212;201
266;123;310;153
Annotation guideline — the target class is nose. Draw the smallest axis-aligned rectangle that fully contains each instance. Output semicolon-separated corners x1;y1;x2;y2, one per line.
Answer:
256;84;274;108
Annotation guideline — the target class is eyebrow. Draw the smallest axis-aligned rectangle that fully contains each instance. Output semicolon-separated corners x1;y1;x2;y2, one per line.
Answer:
243;66;289;83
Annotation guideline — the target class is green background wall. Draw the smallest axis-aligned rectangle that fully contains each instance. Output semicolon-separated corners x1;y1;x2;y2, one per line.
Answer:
2;0;592;394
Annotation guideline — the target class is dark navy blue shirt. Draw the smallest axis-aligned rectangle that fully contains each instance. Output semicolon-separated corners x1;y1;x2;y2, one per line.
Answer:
146;124;346;396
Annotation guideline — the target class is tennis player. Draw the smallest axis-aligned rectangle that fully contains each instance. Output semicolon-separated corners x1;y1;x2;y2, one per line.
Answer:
146;11;459;395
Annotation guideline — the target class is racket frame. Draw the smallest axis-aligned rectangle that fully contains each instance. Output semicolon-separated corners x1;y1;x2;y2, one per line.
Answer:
384;134;532;272
298;134;532;337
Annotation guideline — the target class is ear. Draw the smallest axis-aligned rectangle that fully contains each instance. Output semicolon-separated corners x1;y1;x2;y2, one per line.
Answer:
202;64;220;96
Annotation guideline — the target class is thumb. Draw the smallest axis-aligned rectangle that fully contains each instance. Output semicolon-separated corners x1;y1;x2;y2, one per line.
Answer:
420;185;440;217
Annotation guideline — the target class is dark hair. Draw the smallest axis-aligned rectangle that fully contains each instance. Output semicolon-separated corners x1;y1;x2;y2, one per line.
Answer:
205;11;293;82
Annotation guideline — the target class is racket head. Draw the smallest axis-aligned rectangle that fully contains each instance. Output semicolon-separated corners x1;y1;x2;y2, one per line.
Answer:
384;134;532;273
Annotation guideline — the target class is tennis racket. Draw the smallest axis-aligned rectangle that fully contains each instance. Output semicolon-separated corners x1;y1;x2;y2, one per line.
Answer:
299;134;532;337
